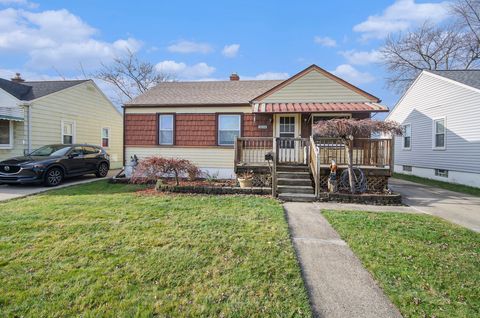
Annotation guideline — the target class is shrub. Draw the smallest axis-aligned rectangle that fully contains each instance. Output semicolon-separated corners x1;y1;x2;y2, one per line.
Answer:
131;156;200;185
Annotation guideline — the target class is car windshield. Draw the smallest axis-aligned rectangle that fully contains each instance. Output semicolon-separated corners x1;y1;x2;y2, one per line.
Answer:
29;145;71;157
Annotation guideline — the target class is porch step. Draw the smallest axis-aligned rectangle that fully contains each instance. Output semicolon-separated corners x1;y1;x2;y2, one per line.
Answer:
276;171;311;179
277;178;312;186
277;185;314;194
276;165;309;173
278;193;316;202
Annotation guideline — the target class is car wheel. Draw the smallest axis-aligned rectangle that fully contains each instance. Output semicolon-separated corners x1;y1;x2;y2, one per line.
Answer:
96;162;109;178
44;167;64;187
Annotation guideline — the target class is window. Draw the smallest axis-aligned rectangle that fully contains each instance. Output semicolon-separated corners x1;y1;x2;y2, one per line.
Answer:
101;128;110;148
402;165;412;172
0;120;13;148
402;124;411;149
433;118;446;149
218;114;241;146
83;146;100;155
435;169;448;178
159;114;174;145
279;116;295;138
62;120;75;145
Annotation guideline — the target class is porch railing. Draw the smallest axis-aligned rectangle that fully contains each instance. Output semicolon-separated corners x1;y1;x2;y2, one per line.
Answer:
309;136;321;197
235;137;393;169
316;138;392;167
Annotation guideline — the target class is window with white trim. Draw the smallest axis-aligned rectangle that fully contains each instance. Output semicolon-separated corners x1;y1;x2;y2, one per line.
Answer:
62;120;74;145
402;165;412;172
218;114;241;146
159;114;174;145
434;118;446;148
402;124;411;149
0;120;13;148
101;128;110;148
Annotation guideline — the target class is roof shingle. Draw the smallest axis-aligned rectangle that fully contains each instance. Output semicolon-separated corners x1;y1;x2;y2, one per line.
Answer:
0;79;88;101
125;80;283;106
427;70;480;90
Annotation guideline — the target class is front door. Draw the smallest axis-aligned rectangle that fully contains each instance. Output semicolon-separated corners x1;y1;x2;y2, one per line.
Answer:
275;115;306;164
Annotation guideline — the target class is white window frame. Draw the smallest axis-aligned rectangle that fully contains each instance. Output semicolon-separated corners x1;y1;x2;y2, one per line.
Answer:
0;120;14;149
402;123;411;150
101;127;111;148
218;114;241;146
432;117;446;150
61;119;76;145
158;114;174;145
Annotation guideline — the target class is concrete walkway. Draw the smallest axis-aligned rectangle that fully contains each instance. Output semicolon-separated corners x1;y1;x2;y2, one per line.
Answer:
284;202;402;318
389;178;480;232
0;170;118;202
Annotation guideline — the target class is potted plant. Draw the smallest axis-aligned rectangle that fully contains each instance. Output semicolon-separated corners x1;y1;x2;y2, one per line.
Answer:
237;170;254;188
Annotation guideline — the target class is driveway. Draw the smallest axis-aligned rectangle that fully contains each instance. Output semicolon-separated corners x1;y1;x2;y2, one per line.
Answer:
389;178;480;232
0;169;119;202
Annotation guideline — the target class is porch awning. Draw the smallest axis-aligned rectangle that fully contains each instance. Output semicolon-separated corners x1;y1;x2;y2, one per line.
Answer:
0;107;24;121
252;102;388;113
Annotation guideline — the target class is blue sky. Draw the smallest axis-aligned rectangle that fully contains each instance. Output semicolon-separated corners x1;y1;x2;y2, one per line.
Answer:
0;0;451;114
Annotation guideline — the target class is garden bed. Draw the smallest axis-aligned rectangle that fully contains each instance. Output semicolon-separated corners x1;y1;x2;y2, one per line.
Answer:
318;192;402;205
156;184;271;195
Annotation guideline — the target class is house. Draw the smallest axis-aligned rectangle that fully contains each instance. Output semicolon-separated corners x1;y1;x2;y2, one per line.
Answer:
0;74;123;168
387;70;480;188
124;65;392;200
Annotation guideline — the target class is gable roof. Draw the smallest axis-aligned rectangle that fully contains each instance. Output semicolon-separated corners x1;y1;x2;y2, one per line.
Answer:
426;70;480;90
125;80;283;106
0;78;88;101
252;64;380;103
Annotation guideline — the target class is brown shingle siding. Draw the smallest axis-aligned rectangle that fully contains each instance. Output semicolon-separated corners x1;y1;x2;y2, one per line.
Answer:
125;114;157;145
176;114;216;146
243;114;273;137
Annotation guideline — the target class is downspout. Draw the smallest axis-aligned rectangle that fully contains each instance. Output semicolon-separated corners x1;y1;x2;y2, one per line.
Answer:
18;102;32;154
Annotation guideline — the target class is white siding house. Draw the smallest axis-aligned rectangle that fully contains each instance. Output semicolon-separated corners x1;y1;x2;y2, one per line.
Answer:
0;75;123;168
387;70;480;188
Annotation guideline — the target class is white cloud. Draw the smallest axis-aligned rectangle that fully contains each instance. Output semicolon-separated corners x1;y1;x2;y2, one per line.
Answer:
331;64;374;85
0;8;142;70
167;40;213;54
340;49;383;65
313;36;337;47
222;44;240;58
353;0;450;40
155;60;215;79
0;0;38;9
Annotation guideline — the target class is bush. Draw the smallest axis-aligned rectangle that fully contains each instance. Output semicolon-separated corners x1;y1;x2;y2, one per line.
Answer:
131;156;200;185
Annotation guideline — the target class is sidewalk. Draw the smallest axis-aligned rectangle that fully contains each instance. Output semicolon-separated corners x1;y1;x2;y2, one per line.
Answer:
284;202;402;318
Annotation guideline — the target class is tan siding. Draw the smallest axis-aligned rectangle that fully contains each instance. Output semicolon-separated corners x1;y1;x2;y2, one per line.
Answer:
0;121;25;160
125;146;234;169
125;106;251;114
30;82;123;168
261;69;371;103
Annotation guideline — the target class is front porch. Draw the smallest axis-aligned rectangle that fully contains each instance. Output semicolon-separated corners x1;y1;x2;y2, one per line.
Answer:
234;136;394;200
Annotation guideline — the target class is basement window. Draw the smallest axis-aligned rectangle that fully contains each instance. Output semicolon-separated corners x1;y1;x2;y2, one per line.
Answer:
402;165;412;172
435;169;448;178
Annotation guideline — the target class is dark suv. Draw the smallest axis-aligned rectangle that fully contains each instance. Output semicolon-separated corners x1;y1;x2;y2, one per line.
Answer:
0;144;110;186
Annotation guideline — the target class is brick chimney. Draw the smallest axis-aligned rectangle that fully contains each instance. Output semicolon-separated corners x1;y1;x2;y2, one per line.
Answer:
11;73;25;83
229;72;240;81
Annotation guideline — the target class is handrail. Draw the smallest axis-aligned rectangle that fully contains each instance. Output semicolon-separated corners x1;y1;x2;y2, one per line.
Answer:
309;136;320;198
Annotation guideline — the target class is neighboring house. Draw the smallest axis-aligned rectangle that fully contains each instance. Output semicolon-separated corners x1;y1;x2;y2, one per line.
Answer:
0;74;123;168
387;70;480;188
124;64;390;188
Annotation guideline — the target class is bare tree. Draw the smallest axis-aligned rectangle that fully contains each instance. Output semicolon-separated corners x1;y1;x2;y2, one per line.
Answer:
313;119;402;193
381;0;480;93
95;50;173;104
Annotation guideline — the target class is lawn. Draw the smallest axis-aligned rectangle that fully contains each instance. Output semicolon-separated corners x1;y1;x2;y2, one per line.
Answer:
0;181;311;317
393;172;480;197
323;211;480;318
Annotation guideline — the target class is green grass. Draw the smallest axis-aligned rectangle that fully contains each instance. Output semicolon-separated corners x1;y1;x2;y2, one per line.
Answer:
0;181;311;317
393;172;480;197
323;211;480;318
